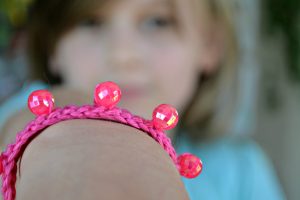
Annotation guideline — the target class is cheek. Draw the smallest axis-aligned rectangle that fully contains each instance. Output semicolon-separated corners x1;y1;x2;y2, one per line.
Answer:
54;31;107;90
149;44;199;111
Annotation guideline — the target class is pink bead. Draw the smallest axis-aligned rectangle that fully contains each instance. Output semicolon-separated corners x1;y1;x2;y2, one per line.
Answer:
177;153;203;179
94;81;122;109
28;90;55;115
152;104;179;130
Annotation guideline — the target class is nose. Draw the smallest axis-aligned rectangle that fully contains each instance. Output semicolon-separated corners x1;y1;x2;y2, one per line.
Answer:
107;27;142;71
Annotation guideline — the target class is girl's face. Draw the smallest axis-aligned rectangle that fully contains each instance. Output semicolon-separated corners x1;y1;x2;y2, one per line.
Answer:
51;0;214;119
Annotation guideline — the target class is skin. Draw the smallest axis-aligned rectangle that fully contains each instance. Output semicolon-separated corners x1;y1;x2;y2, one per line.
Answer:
15;120;189;200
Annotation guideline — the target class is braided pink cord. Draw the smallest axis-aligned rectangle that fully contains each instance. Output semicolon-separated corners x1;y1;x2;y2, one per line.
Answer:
1;105;179;200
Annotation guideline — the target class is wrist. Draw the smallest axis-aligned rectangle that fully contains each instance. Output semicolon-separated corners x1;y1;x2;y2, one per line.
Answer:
16;119;188;200
1;81;202;200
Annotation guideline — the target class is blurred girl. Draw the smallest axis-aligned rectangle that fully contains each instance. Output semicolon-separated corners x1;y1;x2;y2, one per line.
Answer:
0;0;285;199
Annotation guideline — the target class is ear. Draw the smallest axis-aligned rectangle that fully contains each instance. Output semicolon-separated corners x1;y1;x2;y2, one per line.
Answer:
198;22;226;75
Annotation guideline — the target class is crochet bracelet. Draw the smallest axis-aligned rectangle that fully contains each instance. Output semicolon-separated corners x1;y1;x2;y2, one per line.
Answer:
0;81;203;200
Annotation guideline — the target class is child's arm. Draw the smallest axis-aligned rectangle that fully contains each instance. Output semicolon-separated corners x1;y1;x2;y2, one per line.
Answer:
15;119;188;199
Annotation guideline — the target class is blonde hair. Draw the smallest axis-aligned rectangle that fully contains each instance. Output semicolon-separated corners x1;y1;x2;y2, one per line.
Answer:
177;0;239;142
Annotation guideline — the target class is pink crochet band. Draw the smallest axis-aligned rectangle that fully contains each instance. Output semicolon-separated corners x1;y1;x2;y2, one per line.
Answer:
0;81;203;200
0;105;177;200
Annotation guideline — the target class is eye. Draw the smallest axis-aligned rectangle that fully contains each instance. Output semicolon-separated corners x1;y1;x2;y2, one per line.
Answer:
143;16;174;29
80;18;104;28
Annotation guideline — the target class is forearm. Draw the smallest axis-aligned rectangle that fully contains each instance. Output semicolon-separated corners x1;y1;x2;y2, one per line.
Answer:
15;119;189;200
